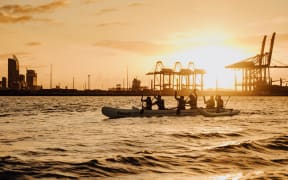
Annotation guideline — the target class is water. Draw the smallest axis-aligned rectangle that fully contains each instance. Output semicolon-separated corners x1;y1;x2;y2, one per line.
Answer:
0;96;287;179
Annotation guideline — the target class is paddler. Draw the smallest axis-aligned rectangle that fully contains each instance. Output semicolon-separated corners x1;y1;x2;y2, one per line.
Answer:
174;91;186;110
204;96;215;108
153;95;165;110
141;96;152;110
186;89;198;109
216;95;224;110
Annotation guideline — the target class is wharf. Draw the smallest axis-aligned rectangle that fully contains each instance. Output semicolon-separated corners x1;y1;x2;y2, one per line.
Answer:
1;86;288;96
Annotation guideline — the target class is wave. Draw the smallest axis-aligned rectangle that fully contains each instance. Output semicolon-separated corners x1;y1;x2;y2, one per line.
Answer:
1;139;287;179
0;103;97;118
265;135;288;151
0;156;151;179
44;147;67;152
0;113;11;117
105;155;170;169
171;132;242;139
203;135;288;171
0;136;33;144
211;135;288;154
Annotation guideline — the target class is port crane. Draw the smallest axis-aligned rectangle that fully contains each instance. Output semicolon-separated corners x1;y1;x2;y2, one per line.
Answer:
226;32;288;92
146;61;205;93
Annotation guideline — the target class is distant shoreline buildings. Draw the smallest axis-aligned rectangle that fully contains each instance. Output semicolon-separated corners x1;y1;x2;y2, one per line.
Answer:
1;32;288;96
1;55;41;90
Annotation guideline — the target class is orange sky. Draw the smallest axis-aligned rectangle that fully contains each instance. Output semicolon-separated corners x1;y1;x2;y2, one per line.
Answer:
0;0;288;89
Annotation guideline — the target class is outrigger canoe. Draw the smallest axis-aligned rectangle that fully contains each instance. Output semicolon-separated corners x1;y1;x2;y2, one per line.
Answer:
101;106;240;119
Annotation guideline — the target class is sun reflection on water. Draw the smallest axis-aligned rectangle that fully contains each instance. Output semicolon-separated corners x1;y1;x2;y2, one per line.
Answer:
213;172;243;180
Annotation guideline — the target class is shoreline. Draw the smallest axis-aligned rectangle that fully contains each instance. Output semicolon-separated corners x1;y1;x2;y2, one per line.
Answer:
1;88;288;96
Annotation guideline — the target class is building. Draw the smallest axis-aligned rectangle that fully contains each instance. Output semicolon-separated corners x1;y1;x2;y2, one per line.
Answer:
26;70;37;89
19;74;26;89
132;78;141;91
1;77;7;89
8;55;20;89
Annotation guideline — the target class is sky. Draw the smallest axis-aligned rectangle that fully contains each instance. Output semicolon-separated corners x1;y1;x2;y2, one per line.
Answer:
0;0;288;90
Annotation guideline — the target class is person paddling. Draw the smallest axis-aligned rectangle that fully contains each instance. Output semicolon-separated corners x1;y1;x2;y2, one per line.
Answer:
216;95;224;112
186;89;198;109
153;95;165;110
141;96;152;110
175;91;186;110
175;91;186;114
204;96;215;108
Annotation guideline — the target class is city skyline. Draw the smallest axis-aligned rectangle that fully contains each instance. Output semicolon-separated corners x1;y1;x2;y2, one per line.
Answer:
1;0;288;90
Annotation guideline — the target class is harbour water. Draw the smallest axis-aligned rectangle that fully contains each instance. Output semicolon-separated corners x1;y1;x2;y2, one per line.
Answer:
0;96;287;179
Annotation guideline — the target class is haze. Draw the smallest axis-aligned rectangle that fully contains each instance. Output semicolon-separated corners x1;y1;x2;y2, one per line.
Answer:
1;0;288;89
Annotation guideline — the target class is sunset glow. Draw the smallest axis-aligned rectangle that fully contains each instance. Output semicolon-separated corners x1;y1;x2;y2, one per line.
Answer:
1;0;288;90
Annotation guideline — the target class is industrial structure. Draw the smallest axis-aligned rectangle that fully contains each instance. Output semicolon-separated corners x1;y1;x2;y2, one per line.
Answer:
226;32;288;93
146;61;205;93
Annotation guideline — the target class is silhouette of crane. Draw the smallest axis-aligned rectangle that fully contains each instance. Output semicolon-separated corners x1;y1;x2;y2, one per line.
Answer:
226;32;288;93
146;61;205;93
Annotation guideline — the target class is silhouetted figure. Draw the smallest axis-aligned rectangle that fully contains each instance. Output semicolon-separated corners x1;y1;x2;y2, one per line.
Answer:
204;96;215;108
186;89;197;109
216;95;224;110
141;96;152;110
153;95;165;110
175;91;186;111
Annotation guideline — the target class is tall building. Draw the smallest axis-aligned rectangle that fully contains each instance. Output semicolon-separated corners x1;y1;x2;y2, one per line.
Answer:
8;55;20;89
26;70;37;89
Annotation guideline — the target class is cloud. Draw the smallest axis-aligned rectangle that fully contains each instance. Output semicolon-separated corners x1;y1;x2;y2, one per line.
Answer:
128;2;144;7
0;0;68;14
81;0;102;4
95;22;127;28
0;0;67;23
26;42;42;46
95;8;117;16
0;12;56;23
0;12;32;23
94;40;180;55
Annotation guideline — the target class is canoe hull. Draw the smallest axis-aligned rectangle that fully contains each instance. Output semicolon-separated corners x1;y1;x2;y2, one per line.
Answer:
101;106;240;119
199;108;240;117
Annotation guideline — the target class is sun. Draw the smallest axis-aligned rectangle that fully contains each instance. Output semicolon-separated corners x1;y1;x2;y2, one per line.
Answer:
152;30;252;90
165;43;249;90
193;44;248;89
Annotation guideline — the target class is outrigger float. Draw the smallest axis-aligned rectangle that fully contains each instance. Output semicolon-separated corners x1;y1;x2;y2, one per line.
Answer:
101;106;240;119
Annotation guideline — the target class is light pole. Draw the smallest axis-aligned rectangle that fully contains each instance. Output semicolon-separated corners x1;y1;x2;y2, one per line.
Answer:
88;74;91;90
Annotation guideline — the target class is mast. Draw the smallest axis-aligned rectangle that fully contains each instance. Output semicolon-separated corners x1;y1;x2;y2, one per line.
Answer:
50;64;52;89
73;76;75;90
126;66;128;90
88;74;91;90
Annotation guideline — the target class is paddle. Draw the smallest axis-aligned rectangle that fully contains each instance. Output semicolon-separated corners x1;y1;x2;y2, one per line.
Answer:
141;94;144;109
203;96;206;103
169;107;178;111
140;94;144;114
224;96;230;108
